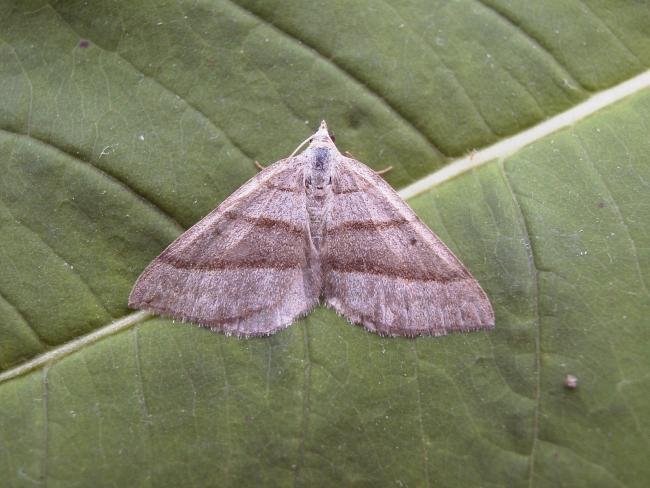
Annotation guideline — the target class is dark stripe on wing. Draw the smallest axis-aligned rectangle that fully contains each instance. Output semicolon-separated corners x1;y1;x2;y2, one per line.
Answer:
222;210;306;235
323;258;469;282
332;186;364;195
160;256;303;271
264;181;302;193
326;218;413;233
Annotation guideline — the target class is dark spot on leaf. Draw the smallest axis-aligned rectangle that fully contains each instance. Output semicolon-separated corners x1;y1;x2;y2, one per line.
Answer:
597;201;606;208
564;374;578;389
410;238;417;245
346;106;367;128
78;39;90;48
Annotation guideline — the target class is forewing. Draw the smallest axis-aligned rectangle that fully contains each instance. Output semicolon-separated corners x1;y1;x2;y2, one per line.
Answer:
129;158;320;336
322;157;494;336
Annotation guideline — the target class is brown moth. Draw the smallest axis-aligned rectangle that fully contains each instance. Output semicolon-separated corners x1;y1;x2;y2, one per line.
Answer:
129;121;494;337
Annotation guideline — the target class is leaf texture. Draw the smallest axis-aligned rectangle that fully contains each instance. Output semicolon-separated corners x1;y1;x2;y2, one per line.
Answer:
0;1;649;486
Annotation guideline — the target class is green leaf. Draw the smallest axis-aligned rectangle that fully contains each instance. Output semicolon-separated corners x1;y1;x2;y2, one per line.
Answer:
1;1;649;486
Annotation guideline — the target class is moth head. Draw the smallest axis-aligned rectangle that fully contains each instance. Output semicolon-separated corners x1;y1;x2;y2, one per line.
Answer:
309;120;336;147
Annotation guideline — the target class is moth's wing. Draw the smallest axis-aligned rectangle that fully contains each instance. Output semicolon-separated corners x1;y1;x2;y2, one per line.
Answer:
129;157;320;337
322;156;494;337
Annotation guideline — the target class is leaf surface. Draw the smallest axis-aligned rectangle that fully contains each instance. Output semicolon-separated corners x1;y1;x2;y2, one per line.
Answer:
0;1;649;486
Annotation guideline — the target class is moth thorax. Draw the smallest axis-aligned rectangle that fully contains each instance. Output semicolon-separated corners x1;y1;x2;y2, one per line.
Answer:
305;147;333;194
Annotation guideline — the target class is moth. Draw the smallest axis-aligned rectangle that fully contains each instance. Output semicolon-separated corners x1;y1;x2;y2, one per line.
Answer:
129;121;494;337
